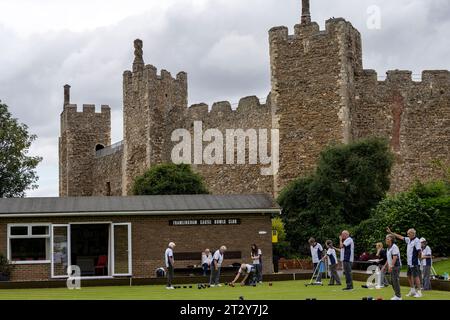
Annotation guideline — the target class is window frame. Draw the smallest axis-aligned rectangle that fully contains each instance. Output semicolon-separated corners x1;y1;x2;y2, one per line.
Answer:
7;223;51;264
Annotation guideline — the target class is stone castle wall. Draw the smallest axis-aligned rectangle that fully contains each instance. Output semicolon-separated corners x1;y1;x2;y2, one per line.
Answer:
59;12;450;198
59;104;111;197
353;69;450;192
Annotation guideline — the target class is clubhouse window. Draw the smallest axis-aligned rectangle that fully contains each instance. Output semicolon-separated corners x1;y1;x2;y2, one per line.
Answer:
8;225;50;263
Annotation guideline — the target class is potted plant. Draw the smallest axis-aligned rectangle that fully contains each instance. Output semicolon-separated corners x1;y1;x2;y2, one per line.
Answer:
0;253;13;281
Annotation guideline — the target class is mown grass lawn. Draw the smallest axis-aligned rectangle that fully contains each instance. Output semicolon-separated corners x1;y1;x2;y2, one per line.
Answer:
0;280;449;300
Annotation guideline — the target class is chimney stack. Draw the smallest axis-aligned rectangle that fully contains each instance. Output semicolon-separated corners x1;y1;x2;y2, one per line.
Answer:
301;0;311;24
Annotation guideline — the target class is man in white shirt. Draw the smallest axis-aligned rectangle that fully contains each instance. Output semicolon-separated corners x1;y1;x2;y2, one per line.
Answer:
164;242;176;290
387;227;423;298
230;263;255;286
210;245;227;287
382;234;402;300
339;230;354;290
308;237;324;283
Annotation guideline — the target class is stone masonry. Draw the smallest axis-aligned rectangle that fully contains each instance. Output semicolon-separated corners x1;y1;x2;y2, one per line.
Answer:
59;0;450;197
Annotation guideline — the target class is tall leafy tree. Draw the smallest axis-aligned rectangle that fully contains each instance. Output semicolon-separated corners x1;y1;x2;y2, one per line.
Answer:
278;138;394;254
132;163;209;195
0;102;42;198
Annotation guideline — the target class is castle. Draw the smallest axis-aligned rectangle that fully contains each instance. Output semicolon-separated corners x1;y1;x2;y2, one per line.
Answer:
59;0;450;197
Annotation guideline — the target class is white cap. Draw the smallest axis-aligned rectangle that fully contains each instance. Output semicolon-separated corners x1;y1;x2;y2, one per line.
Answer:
420;237;426;243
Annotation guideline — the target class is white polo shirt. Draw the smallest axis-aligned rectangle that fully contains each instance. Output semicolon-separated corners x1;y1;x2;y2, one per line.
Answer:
326;248;338;266
387;244;401;267
405;237;421;266
341;237;354;263
213;249;224;266
422;246;432;266
238;264;253;275
165;248;173;268
310;243;323;263
202;253;212;265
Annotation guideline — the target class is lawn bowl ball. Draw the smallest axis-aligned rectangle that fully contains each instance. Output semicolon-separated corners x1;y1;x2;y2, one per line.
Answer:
189;286;192;289
377;297;383;301
362;297;368;301
239;296;244;301
183;286;187;289
269;282;273;287
367;297;373;301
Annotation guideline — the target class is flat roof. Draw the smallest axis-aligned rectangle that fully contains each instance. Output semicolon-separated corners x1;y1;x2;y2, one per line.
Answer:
0;194;280;218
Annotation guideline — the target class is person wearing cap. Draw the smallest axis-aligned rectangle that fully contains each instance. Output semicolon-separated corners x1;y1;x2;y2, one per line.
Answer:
420;238;433;291
210;245;227;287
165;242;176;290
387;227;423;298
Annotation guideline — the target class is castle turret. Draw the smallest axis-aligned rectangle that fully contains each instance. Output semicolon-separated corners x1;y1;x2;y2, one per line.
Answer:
122;39;188;195
59;85;111;196
269;0;363;193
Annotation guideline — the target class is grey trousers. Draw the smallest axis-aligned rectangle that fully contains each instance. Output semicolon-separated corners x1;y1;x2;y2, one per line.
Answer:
329;264;341;285
391;266;401;298
422;265;432;290
210;267;221;285
167;265;174;287
343;261;353;289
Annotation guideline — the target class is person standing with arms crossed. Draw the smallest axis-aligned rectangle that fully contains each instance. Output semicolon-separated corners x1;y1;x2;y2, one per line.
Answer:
339;230;354;290
251;244;263;284
165;242;176;290
210;245;227;287
387;227;423;298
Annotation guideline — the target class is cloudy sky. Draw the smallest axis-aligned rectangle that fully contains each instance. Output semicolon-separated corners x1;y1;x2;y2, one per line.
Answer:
0;0;449;197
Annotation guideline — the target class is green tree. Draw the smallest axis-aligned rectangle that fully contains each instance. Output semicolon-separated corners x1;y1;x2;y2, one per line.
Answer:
0;102;42;198
277;138;394;255
132;163;209;195
354;180;450;256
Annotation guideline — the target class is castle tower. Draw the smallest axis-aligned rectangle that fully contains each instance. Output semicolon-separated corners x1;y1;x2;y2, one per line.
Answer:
59;85;111;196
269;0;363;193
122;39;188;195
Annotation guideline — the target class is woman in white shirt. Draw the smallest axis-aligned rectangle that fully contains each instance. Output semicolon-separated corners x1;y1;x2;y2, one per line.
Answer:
251;244;263;284
201;248;212;276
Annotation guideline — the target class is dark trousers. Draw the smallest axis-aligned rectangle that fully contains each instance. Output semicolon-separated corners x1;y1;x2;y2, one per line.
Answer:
343;261;353;289
391;266;401;298
254;264;263;282
313;262;323;282
167;265;174;287
202;263;210;276
210;267;221;285
329;264;341;285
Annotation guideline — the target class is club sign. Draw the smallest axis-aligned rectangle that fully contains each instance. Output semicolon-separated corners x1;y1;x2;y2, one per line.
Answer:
169;218;241;226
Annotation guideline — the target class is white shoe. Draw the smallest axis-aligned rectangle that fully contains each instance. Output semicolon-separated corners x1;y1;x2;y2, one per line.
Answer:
210;284;216;287
217;284;223;287
391;296;402;301
166;286;175;290
406;289;416;297
414;291;423;298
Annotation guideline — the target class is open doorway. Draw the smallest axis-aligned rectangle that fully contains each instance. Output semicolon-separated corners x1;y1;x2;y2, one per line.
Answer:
70;224;110;277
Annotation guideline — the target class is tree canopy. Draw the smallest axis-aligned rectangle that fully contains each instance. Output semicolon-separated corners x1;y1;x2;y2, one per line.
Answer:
0;102;42;198
277;138;394;254
132;163;209;195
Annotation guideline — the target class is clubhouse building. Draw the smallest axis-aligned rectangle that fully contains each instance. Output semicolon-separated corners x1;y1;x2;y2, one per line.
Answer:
0;194;278;282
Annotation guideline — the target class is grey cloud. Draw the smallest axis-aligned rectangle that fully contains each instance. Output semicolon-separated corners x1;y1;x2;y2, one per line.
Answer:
0;0;448;196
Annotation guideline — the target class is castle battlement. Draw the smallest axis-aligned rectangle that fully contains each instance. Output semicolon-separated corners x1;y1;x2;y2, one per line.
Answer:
359;69;450;89
186;95;270;122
